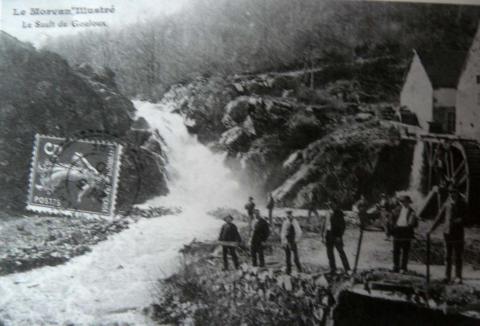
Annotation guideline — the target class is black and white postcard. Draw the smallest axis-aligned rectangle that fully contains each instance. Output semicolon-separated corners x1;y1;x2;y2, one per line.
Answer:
1;0;480;325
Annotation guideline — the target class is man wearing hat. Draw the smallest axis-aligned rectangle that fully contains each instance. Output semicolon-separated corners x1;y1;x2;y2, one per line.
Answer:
428;186;468;283
250;209;270;267
391;195;418;273
322;200;350;274
218;215;242;270
244;196;256;233
281;210;303;274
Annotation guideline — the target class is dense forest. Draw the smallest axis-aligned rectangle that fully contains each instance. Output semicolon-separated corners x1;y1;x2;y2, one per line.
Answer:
43;0;480;99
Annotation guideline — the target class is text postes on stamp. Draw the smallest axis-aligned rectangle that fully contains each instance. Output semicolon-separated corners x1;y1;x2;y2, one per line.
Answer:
27;134;123;218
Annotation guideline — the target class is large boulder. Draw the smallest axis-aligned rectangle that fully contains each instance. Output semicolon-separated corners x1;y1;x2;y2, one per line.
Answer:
219;126;252;153
162;76;235;143
159;70;408;207
272;120;403;208
0;32;167;214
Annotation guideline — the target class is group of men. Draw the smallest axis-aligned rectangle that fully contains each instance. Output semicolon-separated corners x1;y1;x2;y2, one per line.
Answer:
219;186;468;284
219;195;351;275
370;186;467;283
219;205;304;274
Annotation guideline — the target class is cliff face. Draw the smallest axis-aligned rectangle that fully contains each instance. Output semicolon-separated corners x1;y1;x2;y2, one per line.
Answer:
272;121;404;207
159;64;409;208
0;32;167;214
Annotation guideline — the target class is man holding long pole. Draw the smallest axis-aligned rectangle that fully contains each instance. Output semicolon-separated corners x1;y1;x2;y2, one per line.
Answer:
428;186;467;284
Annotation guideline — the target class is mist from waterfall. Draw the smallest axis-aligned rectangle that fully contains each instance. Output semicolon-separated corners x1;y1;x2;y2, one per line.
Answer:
409;141;424;191
134;100;246;212
0;101;251;326
404;140;425;210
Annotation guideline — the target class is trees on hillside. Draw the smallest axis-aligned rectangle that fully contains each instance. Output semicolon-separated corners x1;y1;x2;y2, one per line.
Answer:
43;0;480;98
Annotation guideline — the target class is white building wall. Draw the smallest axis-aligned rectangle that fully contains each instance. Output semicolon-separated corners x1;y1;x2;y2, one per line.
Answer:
457;26;480;140
433;88;457;107
400;53;433;130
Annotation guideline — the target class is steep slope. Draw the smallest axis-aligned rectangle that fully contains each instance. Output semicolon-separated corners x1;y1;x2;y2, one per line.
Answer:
0;32;167;214
157;64;410;208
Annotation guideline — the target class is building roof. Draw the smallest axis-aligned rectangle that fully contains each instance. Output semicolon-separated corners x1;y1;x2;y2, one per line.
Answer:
416;49;468;89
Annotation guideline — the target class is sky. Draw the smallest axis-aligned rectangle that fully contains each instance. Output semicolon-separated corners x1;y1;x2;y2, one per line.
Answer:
3;0;480;48
1;0;186;47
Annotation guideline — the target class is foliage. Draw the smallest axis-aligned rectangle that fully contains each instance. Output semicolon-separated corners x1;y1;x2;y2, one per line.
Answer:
153;262;339;326
42;1;480;98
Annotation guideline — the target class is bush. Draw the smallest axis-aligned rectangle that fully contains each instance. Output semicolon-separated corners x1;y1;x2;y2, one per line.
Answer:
152;262;337;326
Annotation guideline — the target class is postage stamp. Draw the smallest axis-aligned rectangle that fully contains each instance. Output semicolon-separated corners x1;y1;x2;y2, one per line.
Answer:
26;134;123;217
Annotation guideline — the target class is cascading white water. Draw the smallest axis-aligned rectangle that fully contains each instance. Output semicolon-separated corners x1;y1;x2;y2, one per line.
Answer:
134;100;246;211
0;101;247;326
409;140;424;193
400;140;425;210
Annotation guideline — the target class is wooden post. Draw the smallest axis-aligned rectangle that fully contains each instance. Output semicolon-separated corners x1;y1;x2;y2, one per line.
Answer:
426;234;431;285
427;143;433;191
353;224;364;273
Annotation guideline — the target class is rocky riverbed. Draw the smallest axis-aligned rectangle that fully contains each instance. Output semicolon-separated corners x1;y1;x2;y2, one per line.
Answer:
0;207;179;276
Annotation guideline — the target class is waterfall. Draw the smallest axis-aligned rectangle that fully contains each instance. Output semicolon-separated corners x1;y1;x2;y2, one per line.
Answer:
409;140;424;192
134;100;246;212
0;101;248;326
403;140;425;210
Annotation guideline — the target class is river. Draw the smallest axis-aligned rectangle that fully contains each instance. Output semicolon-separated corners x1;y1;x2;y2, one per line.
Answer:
0;101;245;325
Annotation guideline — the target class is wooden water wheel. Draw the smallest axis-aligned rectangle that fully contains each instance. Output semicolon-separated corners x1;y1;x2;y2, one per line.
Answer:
420;138;480;220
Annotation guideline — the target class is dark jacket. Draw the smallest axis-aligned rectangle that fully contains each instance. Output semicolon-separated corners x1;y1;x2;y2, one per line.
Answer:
322;209;346;238
331;209;346;237
219;222;242;243
267;197;275;209
245;202;255;214
431;197;467;238
251;217;270;245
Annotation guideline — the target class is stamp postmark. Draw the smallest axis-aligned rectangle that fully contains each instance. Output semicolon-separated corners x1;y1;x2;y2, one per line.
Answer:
27;134;123;217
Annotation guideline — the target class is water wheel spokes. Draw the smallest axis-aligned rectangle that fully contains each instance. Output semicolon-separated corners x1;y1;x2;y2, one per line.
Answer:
421;141;471;218
444;143;469;202
452;160;466;181
422;138;480;221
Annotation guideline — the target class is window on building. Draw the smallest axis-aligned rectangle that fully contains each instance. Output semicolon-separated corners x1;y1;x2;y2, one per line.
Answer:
476;75;480;84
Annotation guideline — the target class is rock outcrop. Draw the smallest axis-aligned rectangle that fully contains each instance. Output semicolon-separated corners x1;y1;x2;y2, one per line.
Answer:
0;32;167;214
157;65;409;208
272;121;404;207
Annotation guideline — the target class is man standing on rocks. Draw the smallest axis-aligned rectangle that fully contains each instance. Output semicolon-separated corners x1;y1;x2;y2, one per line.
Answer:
250;209;270;268
281;210;303;274
218;215;242;270
266;193;275;226
306;189;320;220
377;193;394;241
428;186;468;284
391;195;417;273
322;200;350;274
245;196;256;233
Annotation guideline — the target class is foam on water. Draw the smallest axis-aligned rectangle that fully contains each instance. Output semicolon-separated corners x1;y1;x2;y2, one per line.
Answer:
135;100;245;211
0;100;245;325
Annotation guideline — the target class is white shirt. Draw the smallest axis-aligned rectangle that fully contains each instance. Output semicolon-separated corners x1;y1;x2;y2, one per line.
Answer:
325;210;332;231
396;206;409;227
